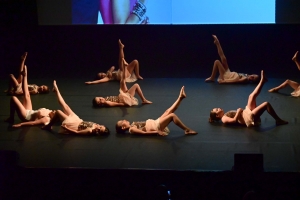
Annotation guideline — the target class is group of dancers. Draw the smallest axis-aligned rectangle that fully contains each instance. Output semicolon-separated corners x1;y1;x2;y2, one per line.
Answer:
5;36;295;136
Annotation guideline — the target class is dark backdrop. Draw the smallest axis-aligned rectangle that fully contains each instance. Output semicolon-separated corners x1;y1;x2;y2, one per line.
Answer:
1;0;300;80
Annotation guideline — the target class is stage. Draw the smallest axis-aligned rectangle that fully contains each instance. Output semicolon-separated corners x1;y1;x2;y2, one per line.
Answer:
1;78;299;172
1;78;300;199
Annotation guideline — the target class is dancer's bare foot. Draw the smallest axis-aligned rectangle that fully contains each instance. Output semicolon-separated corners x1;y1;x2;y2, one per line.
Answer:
205;77;215;82
142;99;152;104
185;129;198;135
261;70;268;83
21;52;28;61
268;88;278;93
119;39;124;48
179;86;186;99
292;51;298;61
276;119;288;126
212;35;219;44
4;117;14;124
52;80;58;92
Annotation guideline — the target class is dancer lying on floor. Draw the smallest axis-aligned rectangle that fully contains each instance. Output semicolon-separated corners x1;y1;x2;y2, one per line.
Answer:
268;51;300;97
115;86;197;136
85;39;143;85
5;52;49;95
205;35;259;84
92;58;152;107
48;80;110;135
209;70;288;127
5;65;55;128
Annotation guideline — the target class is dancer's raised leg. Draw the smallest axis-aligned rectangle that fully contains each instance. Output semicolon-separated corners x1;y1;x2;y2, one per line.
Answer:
120;58;129;92
246;70;267;110
205;60;226;82
118;39;125;71
126;60;143;80
120;58;151;104
250;71;288;125
268;79;300;93
127;83;152;104
292;51;300;70
5;52;27;93
213;35;229;70
5;65;31;123
158;86;197;135
53;80;74;116
205;35;229;82
17;52;27;83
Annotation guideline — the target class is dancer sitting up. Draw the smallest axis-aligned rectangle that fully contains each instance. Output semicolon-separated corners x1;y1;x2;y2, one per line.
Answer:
92;58;152;107
115;86;197;136
205;35;259;84
5;52;49;95
49;80;110;135
268;51;300;97
85;39;143;85
209;70;288;127
5;65;55;128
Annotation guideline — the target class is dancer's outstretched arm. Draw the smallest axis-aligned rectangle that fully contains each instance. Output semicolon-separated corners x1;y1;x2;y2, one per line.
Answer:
105;101;125;107
61;124;93;135
129;127;163;135
85;77;110;84
12;118;49;128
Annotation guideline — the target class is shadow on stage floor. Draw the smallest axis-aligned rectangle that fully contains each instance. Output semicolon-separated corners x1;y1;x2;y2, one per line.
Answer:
1;78;300;199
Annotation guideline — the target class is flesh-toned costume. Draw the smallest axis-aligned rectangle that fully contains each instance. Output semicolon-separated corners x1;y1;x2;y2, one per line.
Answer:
129;119;170;135
218;69;249;82
224;109;261;127
25;108;53;125
59;113;97;134
109;69;137;83
13;83;39;94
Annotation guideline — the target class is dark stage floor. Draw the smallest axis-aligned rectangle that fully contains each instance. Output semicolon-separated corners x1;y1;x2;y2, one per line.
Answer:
1;78;300;172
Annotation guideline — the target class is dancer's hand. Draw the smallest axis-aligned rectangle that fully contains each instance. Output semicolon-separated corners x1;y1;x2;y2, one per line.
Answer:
12;123;22;128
